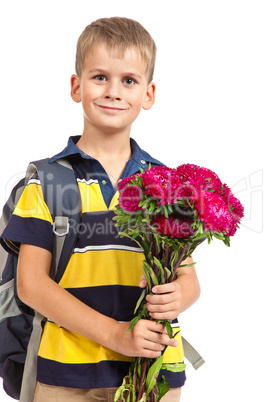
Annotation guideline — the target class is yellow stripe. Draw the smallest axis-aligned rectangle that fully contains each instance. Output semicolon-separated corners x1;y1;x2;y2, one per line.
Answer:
78;182;107;213
59;249;144;288
109;191;119;210
39;322;132;364
14;183;53;224
163;330;184;363
39;322;184;364
78;181;120;212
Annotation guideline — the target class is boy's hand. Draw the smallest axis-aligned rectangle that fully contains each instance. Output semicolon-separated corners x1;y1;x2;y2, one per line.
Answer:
139;275;182;321
113;320;178;359
138;256;200;320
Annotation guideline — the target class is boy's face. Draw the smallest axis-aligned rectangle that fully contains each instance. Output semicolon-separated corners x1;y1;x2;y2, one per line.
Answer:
71;45;155;136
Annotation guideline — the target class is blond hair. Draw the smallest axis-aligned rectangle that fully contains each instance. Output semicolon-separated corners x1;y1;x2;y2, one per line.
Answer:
75;17;157;82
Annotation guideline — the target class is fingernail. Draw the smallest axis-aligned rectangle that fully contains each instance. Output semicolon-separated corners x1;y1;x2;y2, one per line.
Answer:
173;340;178;347
152;287;157;293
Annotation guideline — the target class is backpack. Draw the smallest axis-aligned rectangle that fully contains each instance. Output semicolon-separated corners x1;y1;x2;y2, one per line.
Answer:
0;158;204;402
0;158;81;401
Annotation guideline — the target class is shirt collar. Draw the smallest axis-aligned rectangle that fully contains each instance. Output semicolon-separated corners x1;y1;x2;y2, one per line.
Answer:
49;136;164;168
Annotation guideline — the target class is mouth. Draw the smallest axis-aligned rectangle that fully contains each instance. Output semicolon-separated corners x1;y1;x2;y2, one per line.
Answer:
96;104;127;114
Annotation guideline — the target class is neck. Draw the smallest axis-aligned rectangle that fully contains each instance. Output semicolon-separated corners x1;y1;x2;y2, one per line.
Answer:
76;126;133;189
76;126;132;161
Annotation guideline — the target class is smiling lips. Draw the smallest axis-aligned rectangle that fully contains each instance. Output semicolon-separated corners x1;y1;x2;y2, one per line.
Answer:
96;104;127;114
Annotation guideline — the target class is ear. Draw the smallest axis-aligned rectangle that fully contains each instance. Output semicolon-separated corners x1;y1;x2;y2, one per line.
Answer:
70;74;81;103
142;82;156;110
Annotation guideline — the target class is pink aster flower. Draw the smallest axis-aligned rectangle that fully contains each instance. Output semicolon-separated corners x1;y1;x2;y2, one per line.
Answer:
118;183;142;213
197;191;237;236
176;164;223;195
142;166;183;205
221;184;244;224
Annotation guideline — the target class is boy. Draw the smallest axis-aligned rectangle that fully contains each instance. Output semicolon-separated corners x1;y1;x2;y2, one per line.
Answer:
1;17;200;401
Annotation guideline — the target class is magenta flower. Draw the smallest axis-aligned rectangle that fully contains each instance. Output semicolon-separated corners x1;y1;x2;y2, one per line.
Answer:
221;184;244;224
118;184;142;213
142;166;183;205
197;191;238;236
176;164;223;195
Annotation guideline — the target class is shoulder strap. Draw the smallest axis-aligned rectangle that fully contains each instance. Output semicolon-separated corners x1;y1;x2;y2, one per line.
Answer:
181;336;205;370
20;157;81;402
26;157;81;281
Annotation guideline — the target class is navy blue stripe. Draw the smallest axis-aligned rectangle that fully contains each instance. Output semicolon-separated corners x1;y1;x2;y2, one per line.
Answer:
160;368;186;388
37;357;186;389
75;210;141;249
67;285;143;321
1;216;53;252
37;358;131;389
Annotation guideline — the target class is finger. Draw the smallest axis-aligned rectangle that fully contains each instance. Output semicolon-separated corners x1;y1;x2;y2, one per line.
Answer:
139;274;148;288
149;310;179;321
147;300;178;313
151;282;178;294
146;292;175;306
145;329;178;349
145;320;167;334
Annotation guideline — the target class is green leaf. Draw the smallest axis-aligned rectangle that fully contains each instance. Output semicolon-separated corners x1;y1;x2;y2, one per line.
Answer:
224;236;230;247
153;256;164;274
138;200;146;207
128;315;142;332
178;262;196;268
168;204;173;213
146;355;164;395
134;289;146;315
164;267;171;280
142;218;151;224
163;205;169;218
154;234;161;255
170;250;179;271
143;261;159;287
157;376;170;401
142;263;152;291
165;321;173;338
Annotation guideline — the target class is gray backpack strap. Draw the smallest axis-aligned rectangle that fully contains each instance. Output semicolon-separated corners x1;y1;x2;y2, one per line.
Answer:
19;312;44;402
182;336;205;370
20;158;81;402
20;217;70;402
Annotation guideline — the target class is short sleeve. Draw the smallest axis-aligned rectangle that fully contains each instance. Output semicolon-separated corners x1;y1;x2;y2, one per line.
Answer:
0;171;54;254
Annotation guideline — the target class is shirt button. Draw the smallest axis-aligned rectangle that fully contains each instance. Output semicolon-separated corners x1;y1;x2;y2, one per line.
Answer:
102;180;107;185
140;160;146;165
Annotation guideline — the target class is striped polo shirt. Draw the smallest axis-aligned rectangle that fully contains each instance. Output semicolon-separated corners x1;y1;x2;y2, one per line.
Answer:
1;136;186;389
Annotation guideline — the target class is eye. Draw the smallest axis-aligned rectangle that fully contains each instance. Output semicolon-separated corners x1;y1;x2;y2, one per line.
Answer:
123;77;137;86
93;75;107;82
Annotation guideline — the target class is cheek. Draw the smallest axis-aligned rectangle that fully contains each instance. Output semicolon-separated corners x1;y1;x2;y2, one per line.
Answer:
128;92;146;110
81;85;100;102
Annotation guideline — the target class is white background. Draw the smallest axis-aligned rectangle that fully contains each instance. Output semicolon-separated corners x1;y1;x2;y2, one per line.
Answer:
0;1;267;401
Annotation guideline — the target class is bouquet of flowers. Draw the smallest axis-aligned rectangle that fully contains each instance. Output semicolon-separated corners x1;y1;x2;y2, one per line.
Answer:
113;164;244;402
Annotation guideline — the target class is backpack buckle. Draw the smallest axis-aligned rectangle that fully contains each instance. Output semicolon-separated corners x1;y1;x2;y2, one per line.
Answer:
53;217;70;237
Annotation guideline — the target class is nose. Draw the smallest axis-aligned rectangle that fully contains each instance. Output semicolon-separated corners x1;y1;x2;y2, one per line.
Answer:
104;80;122;101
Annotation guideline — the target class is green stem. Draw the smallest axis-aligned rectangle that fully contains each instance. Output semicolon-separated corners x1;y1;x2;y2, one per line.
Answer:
164;244;169;282
138;358;147;401
169;244;188;282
